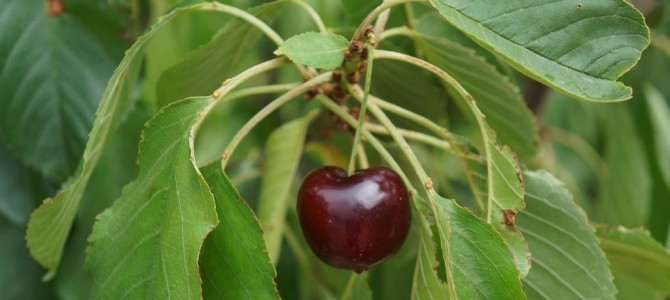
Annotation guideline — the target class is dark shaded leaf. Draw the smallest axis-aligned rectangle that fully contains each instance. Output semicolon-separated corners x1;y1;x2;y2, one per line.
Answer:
200;163;279;299
0;218;54;300
156;1;286;107
0;0;122;180
597;226;670;295
413;33;539;157
25;3;222;278
257;116;313;264
597;106;650;227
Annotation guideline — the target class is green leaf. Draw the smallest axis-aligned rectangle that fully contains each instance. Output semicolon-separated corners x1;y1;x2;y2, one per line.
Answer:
597;106;650;227
517;170;616;300
659;0;670;36
596;226;670;295
375;48;531;276
411;212;451;300
275;32;349;70
643;84;670;189
415;12;516;79
639;84;670;243
429;0;649;102
456;127;531;278
0;0;121;180
412;33;539;157
257;115;313;264
485;132;531;278
25;3;225;278
139;2;231;108
86;97;217;299
200;163;279;299
612;275;661;300
54;104;149;300
347;273;373;300
156;1;286;107
434;196;525;299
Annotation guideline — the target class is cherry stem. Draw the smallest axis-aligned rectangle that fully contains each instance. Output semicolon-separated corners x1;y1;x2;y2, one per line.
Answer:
347;85;435;200
357;145;370;170
190;58;289;158
371;97;450;140
377;25;425;58
206;2;312;79
347;45;375;175
373;0;392;36
378;26;412;43
284;0;326;77
206;2;284;45
220;72;332;169
368;95;486;213
287;0;327;33
315;94;414;192
364;123;451;151
404;2;418;29
352;0;425;40
224;82;299;102
349;78;488;213
373;49;497;219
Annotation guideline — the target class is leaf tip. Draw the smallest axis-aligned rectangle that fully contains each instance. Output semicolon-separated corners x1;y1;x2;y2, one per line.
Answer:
41;270;56;282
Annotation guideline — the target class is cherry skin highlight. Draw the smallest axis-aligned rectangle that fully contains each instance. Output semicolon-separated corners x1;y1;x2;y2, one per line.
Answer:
297;166;411;273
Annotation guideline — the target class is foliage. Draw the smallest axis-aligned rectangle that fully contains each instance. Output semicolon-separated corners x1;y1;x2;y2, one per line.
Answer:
1;0;669;299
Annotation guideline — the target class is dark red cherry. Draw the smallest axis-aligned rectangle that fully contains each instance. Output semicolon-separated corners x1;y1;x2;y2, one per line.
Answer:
297;166;411;273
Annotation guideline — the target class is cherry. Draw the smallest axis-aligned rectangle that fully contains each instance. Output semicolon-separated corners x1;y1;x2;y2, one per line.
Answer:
297;166;411;273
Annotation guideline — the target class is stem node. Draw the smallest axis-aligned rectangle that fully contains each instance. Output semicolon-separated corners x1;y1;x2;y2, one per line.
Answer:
424;180;433;190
